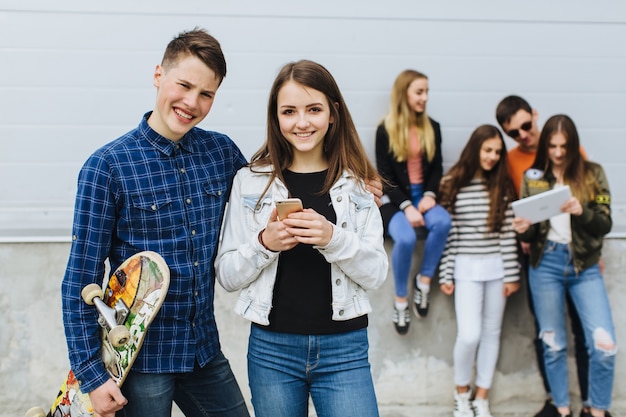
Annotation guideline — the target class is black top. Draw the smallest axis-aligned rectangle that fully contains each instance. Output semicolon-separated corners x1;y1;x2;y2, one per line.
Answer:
375;118;443;232
262;169;368;334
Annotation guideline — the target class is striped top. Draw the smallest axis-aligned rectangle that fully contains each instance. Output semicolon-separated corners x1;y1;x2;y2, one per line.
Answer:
438;179;520;284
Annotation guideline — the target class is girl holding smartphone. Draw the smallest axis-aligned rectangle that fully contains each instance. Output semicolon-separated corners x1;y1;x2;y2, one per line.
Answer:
215;60;387;417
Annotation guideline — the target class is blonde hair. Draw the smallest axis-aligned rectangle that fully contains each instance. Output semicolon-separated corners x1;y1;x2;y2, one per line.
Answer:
383;69;435;162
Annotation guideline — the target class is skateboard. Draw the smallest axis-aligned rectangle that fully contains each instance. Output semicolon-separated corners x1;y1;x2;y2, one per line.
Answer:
26;251;170;417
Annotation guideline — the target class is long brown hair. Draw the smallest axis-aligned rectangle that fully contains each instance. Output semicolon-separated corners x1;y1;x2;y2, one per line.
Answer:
532;114;595;202
439;125;516;233
250;60;378;198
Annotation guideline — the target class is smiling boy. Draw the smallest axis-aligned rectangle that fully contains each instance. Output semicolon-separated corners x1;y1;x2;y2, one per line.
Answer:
61;28;250;417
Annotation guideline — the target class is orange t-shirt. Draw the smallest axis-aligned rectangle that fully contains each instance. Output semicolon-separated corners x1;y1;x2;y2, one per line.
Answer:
507;145;588;196
507;147;536;196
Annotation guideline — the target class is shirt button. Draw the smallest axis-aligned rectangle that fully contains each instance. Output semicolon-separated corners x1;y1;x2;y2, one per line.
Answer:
194;261;199;267
335;279;341;285
180;168;186;174
194;291;199;297
186;198;191;204
341;222;347;228
191;230;196;235
217;190;222;196
72;235;77;241
337;196;343;202
151;205;157;211
339;310;344;316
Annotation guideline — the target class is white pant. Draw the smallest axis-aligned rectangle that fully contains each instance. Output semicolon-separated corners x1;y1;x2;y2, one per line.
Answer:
453;279;506;389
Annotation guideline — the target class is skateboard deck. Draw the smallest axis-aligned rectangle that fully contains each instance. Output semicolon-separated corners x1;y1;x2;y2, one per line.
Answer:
26;251;170;417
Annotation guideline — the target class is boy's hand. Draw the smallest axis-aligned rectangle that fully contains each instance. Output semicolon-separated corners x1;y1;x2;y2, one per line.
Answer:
365;178;383;207
89;379;127;417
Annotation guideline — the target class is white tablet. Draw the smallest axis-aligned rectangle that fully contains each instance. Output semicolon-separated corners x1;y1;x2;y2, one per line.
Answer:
512;185;572;224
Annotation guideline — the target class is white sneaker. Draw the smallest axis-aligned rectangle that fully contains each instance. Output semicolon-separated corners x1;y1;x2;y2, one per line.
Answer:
453;390;474;417
392;304;410;335
412;275;430;318
472;398;493;417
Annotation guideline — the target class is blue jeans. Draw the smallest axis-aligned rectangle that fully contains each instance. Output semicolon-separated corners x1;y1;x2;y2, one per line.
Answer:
388;184;451;297
248;326;379;417
529;241;616;410
117;351;249;417
521;242;590;403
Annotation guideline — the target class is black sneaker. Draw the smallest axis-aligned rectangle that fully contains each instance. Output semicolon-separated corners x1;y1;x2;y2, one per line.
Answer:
392;304;410;335
534;400;559;417
412;277;430;318
581;410;611;417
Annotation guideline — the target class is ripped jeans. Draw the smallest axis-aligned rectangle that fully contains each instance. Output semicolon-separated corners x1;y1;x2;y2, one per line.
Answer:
529;240;616;410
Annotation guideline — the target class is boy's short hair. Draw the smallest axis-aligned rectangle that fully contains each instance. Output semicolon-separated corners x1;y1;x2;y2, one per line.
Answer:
162;27;227;84
495;95;532;126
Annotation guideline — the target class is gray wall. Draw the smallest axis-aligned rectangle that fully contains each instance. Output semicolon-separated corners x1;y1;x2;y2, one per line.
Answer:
5;241;626;416
1;1;626;240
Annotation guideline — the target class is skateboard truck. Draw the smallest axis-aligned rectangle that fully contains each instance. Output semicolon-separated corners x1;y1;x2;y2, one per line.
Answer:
81;283;132;347
95;298;130;330
27;252;171;417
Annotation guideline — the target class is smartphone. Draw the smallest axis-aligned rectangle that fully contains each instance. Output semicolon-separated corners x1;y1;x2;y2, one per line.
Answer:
275;198;303;220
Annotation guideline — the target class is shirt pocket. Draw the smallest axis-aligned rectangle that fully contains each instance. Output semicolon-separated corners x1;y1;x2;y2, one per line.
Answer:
129;190;178;233
203;181;228;229
347;194;373;237
242;194;273;232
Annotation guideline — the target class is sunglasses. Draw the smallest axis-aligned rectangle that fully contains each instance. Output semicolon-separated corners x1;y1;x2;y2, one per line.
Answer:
506;121;532;139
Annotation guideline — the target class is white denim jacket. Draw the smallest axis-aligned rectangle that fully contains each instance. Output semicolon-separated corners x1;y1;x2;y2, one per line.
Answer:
215;165;388;326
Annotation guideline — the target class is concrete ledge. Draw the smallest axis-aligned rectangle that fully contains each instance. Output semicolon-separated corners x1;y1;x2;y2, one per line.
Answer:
4;241;626;416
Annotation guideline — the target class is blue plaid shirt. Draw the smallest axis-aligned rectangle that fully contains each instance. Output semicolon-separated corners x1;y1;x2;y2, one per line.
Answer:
61;112;247;393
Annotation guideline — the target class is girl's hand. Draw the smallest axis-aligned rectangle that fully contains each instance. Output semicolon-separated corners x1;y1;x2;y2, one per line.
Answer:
512;217;531;234
503;282;520;297
440;283;455;296
404;205;425;227
259;208;299;252
561;196;583;216
282;209;334;247
417;195;436;213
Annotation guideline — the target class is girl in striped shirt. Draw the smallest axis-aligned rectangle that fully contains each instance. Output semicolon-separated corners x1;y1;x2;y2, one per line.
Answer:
438;125;521;417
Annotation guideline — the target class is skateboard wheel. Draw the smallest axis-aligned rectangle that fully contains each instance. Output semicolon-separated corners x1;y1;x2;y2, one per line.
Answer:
109;324;131;347
25;407;46;417
81;283;103;305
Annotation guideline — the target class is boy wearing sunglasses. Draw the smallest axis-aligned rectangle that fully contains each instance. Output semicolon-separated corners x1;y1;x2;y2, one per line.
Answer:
495;95;594;417
495;95;541;194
